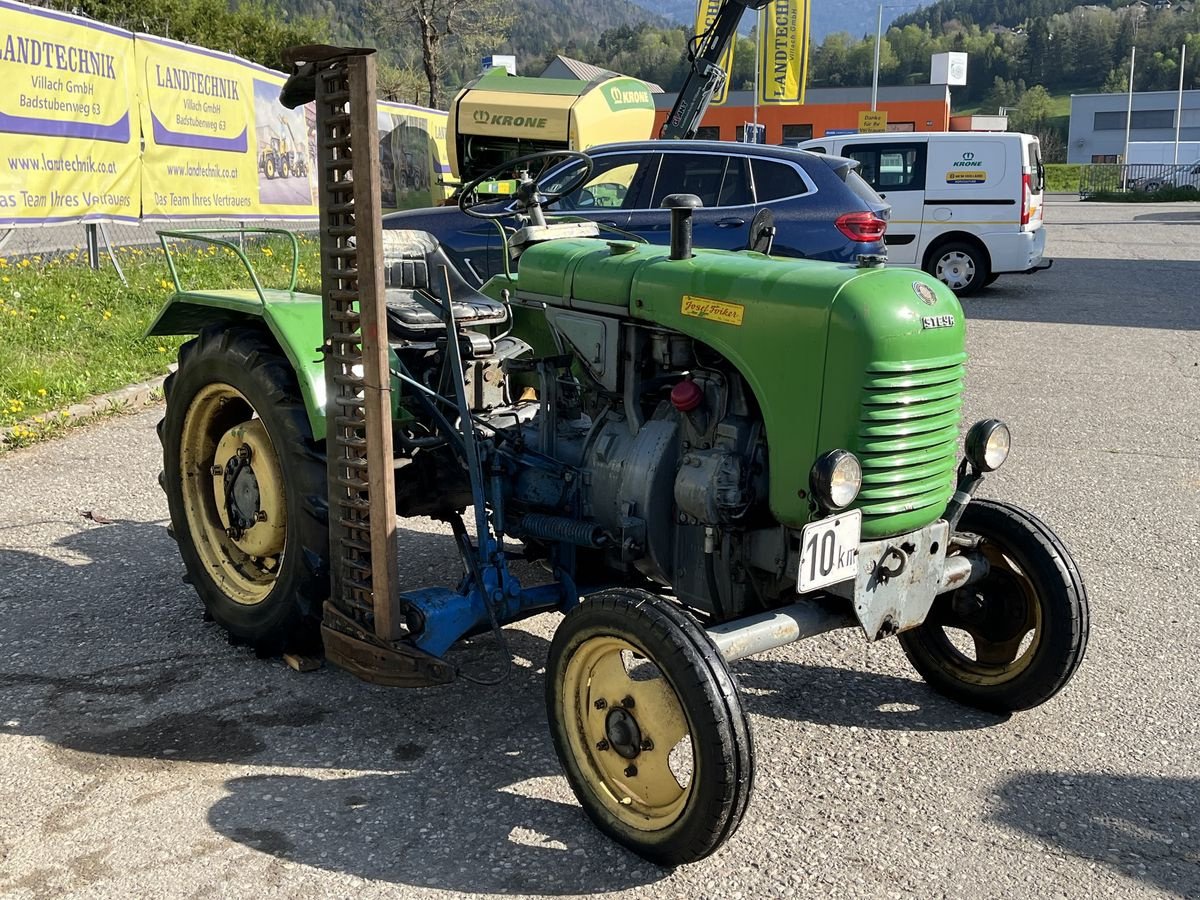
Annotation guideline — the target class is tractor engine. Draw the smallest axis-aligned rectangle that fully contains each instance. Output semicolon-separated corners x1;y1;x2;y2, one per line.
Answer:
476;329;770;622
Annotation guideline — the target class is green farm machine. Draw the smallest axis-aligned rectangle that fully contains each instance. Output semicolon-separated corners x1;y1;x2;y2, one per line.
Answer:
149;48;1088;864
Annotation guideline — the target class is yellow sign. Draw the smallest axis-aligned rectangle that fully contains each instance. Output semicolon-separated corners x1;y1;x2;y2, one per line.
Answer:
858;110;888;133
693;0;736;106
681;295;745;326
0;0;140;224
946;170;987;183
137;35;313;220
757;0;810;105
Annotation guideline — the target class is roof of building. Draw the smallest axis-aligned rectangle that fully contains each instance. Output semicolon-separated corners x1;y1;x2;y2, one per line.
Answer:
540;55;664;93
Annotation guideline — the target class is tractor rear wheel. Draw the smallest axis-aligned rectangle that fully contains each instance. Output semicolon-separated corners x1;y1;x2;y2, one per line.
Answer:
546;590;754;866
899;499;1089;713
160;326;327;654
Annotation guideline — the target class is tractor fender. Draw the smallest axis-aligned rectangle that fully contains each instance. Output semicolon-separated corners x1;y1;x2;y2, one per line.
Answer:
146;291;329;440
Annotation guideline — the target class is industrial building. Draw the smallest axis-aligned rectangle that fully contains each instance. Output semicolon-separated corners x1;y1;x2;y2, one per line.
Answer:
1067;89;1200;163
650;85;953;143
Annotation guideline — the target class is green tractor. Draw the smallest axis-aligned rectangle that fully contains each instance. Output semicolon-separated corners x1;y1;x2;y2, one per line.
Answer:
149;49;1088;865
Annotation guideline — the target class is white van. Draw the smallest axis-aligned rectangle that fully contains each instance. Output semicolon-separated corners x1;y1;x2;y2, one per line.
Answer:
798;131;1050;295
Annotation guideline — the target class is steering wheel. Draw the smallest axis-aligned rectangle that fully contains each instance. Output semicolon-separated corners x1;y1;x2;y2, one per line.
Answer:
458;150;594;221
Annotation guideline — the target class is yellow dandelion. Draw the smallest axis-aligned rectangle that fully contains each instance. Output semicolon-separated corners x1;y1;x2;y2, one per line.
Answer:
57;314;65;322
0;258;7;267
262;247;274;257
160;279;171;291
157;345;167;353
103;310;112;320
37;388;47;397
2;276;9;283
19;259;30;268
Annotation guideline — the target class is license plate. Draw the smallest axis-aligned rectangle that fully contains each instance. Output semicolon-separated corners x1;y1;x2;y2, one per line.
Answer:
798;510;862;593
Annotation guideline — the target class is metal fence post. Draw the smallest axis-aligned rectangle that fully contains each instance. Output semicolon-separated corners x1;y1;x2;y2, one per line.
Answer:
85;223;100;270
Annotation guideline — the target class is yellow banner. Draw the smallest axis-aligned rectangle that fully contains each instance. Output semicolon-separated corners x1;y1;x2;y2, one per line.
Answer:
0;0;140;224
757;0;810;106
377;102;453;211
137;35;314;220
137;37;451;219
694;0;735;107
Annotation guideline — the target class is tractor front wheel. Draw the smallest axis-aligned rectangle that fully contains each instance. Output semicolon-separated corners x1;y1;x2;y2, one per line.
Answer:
546;590;754;866
899;499;1089;713
160;326;328;653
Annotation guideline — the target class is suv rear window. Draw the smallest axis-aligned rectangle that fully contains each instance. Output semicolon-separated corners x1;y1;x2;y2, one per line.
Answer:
843;169;884;207
751;159;809;202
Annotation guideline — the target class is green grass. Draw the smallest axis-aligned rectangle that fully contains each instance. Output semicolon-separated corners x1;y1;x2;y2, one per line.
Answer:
1045;163;1082;192
0;233;320;447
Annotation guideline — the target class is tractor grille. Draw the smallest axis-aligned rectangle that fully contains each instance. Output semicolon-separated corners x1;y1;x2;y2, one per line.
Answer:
854;353;966;537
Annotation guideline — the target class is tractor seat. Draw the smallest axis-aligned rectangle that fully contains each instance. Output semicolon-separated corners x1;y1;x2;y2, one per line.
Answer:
382;230;507;335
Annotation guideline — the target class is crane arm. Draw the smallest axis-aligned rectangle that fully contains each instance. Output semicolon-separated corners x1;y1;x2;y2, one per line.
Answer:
661;0;770;140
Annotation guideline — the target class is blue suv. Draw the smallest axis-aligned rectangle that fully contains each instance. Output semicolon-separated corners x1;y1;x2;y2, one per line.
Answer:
383;140;890;285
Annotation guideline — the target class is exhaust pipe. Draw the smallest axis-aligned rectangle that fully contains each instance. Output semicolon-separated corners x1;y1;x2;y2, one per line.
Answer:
707;602;856;663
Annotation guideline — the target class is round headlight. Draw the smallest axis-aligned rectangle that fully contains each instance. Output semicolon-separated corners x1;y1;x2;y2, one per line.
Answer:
965;419;1011;472
810;449;862;510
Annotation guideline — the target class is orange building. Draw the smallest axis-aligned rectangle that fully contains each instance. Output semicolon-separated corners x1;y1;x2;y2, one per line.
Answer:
652;85;952;144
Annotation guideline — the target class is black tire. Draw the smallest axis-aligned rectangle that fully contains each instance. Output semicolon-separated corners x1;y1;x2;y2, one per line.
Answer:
546;589;754;866
899;499;1088;713
983;272;1001;287
160;325;328;654
926;240;991;297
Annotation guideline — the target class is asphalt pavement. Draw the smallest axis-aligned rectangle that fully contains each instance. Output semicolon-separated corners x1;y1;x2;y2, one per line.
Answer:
0;197;1197;899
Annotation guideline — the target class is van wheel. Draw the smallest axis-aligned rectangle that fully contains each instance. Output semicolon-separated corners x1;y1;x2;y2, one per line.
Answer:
984;273;1000;287
928;242;990;296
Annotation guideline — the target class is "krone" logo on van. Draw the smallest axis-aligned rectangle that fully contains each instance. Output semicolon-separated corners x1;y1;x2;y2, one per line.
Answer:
471;108;548;129
951;151;983;168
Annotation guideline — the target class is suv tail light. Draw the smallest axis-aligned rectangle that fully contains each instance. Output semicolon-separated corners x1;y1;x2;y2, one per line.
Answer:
1020;173;1032;226
835;211;887;242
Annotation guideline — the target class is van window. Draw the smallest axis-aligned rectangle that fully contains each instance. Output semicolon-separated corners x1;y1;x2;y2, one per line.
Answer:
751;159;810;201
843;143;926;191
1027;140;1044;194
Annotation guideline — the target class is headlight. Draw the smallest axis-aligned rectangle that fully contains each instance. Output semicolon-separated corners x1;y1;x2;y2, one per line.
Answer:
810;449;862;510
965;419;1011;471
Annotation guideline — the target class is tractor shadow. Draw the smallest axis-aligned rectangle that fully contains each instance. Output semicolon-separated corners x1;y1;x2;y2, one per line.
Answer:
731;656;1007;733
989;771;1200;897
0;519;667;894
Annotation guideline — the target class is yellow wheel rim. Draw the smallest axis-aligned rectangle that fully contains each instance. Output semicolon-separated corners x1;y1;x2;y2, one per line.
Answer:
179;383;288;606
561;636;694;831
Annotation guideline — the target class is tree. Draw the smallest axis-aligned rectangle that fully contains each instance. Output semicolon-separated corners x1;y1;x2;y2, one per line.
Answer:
48;0;330;69
364;0;515;106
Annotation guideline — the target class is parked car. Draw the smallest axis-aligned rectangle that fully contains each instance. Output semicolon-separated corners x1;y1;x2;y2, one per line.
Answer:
1130;160;1200;192
383;140;889;285
799;131;1050;295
